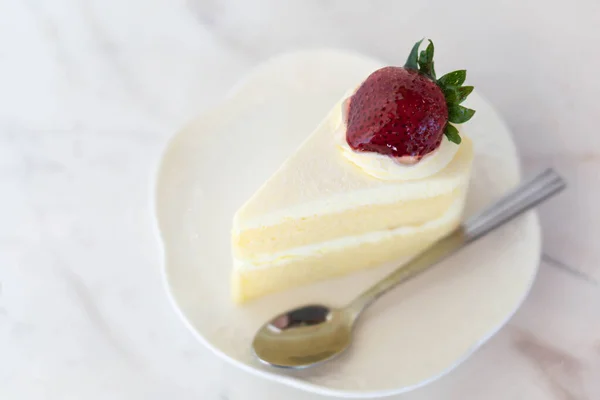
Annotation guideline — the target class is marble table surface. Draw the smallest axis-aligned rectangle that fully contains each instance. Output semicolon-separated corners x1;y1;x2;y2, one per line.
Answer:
1;0;599;398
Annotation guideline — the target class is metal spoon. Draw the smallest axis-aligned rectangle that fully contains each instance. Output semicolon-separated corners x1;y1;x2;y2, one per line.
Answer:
252;169;565;369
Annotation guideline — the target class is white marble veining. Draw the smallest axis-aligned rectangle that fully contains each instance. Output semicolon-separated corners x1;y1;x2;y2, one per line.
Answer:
0;0;599;399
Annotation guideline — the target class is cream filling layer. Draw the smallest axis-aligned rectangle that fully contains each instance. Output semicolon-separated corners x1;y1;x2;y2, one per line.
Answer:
234;196;463;271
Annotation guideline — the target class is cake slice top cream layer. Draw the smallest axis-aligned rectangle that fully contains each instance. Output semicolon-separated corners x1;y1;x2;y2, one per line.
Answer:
233;102;471;231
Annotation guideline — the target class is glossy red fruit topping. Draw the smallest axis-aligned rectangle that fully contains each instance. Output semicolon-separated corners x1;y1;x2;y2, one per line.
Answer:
346;66;447;158
345;39;475;160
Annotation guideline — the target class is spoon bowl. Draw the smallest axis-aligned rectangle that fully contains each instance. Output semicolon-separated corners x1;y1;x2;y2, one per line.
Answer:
253;306;353;369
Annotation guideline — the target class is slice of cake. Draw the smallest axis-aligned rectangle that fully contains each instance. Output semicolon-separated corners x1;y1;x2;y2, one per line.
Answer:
232;39;475;303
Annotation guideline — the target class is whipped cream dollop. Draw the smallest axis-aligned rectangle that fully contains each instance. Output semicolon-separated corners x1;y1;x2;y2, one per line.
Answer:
334;98;461;181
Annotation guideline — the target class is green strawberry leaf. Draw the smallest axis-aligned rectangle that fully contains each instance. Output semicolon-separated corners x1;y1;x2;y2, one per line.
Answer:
404;38;424;70
444;124;462;144
438;70;466;88
456;86;474;103
448;105;476;123
443;85;475;105
443;86;459;104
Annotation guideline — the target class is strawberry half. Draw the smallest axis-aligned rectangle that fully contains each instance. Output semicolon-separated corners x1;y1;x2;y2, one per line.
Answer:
346;39;475;160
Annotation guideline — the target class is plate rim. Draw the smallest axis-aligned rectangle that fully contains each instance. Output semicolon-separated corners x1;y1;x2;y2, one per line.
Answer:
151;49;542;398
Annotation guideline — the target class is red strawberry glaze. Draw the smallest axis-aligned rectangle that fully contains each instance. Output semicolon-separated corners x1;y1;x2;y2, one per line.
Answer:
346;66;448;159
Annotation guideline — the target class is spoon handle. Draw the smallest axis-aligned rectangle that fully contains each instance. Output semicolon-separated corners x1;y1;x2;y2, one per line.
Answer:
347;168;565;319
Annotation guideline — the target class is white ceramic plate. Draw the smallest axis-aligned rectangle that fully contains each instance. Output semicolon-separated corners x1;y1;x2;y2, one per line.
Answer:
154;50;541;398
